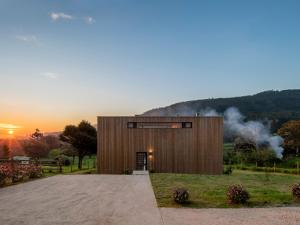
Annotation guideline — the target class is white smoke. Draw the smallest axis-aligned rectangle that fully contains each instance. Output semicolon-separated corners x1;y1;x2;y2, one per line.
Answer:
198;108;219;116
200;107;284;157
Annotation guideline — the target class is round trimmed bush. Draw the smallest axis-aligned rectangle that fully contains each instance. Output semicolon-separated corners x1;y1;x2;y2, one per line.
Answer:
123;169;132;175
173;188;189;204
227;184;249;204
223;166;232;175
292;183;300;201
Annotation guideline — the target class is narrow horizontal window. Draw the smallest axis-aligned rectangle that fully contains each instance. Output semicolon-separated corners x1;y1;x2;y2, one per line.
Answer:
127;122;192;129
182;122;192;128
127;122;137;128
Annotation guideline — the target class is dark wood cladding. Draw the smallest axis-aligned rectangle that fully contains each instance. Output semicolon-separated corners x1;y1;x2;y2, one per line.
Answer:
97;117;223;174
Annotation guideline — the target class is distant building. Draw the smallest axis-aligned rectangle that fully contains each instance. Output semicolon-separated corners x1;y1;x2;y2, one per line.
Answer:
13;156;31;164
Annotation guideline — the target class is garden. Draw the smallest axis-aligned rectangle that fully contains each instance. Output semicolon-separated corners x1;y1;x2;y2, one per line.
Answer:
150;170;300;208
0;156;97;188
0;161;42;187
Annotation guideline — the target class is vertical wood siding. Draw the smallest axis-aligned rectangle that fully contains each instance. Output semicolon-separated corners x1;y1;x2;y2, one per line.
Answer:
97;117;223;174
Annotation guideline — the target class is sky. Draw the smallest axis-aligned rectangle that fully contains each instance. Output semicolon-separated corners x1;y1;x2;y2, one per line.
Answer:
0;0;300;137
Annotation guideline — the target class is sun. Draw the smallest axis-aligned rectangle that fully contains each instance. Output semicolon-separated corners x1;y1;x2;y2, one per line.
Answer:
8;130;14;135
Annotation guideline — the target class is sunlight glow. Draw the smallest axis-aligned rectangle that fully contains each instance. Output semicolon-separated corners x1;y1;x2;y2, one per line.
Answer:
0;123;21;137
0;123;21;130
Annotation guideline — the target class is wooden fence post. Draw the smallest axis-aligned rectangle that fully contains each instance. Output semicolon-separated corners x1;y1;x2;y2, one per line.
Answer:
58;157;63;173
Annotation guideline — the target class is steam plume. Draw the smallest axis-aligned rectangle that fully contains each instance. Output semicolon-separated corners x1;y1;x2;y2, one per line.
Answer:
200;107;283;157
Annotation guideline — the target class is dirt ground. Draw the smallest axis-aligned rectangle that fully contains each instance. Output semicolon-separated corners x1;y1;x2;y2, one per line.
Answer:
0;175;299;225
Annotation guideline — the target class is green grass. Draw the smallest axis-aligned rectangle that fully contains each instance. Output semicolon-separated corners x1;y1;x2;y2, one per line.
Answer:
42;156;97;177
223;143;234;150
150;170;300;208
231;164;300;175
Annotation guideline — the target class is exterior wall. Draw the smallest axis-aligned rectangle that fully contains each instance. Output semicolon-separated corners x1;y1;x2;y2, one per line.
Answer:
97;116;223;174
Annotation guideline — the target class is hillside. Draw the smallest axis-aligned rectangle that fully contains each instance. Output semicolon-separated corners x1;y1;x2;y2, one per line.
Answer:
142;89;300;132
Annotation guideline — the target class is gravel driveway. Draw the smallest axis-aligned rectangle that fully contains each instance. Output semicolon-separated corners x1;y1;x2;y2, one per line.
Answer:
0;175;163;225
0;175;299;225
160;207;300;225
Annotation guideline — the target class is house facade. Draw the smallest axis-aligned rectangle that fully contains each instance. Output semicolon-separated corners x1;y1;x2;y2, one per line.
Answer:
97;116;223;174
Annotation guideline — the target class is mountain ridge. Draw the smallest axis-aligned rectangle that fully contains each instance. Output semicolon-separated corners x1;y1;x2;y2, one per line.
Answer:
142;89;300;131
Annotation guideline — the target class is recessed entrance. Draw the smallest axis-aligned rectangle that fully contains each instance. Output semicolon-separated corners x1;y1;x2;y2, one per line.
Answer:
136;152;147;171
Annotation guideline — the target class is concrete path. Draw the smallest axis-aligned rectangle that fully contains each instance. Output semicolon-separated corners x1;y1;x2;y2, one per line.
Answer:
1;175;300;225
160;207;300;225
0;175;163;225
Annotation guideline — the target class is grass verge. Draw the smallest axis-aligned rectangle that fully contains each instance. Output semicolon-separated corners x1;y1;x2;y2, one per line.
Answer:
150;170;300;208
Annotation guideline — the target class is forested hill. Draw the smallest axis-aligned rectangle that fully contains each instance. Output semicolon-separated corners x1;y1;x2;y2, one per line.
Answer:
142;89;300;132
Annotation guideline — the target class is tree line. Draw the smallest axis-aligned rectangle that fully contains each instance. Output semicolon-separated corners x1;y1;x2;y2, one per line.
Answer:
1;121;97;170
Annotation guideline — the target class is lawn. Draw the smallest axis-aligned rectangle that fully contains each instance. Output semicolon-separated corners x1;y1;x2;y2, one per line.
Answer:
150;170;300;208
42;156;97;177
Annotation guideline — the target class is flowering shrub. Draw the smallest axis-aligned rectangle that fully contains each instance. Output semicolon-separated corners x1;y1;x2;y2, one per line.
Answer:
0;162;43;186
28;164;43;178
13;164;29;182
292;183;300;201
227;184;249;204
173;188;189;204
0;163;13;177
0;163;13;186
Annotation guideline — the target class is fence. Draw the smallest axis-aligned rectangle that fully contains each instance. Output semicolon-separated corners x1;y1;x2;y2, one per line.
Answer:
230;164;300;175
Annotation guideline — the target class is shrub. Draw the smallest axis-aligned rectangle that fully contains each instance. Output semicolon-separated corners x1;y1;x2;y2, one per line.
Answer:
124;169;132;175
13;164;30;182
63;158;71;166
55;155;71;166
223;166;232;175
0;163;13;186
227;184;249;204
28;164;43;178
48;149;62;159
292;183;300;201
0;163;43;185
173;188;189;204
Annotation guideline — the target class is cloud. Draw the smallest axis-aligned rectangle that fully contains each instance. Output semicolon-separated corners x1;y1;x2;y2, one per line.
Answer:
15;35;38;43
41;72;58;79
50;12;73;21
84;16;95;24
0;123;21;130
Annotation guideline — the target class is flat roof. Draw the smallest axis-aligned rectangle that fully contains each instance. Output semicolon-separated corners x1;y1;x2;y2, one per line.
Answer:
97;116;222;118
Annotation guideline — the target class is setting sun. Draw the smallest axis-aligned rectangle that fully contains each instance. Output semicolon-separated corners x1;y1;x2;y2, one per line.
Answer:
0;123;21;137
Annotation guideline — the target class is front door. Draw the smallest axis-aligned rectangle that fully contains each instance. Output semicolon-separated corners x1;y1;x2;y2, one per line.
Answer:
136;152;147;170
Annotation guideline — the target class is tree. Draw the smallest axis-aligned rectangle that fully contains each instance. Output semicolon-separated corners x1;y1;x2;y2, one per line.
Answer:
60;143;78;164
48;149;62;159
22;139;49;159
42;135;61;150
2;144;10;159
60;120;97;169
278;120;300;158
31;128;43;140
21;129;52;159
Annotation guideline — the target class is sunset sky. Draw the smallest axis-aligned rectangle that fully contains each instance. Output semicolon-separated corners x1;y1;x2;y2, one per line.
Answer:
1;0;300;136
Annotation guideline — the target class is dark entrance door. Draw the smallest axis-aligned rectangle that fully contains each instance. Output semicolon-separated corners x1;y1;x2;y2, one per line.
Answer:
136;152;147;170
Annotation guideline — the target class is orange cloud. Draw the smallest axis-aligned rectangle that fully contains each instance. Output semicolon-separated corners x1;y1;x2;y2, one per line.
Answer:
0;123;22;130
